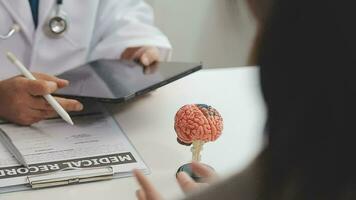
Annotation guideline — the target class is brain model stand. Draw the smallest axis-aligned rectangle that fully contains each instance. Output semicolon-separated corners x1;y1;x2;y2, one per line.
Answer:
174;104;223;181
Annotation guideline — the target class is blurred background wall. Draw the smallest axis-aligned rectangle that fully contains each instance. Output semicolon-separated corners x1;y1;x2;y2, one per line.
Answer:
146;0;257;68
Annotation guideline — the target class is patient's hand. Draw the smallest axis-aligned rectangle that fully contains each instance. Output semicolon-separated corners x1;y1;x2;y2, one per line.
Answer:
121;46;160;68
176;162;217;194
134;162;218;200
0;73;83;125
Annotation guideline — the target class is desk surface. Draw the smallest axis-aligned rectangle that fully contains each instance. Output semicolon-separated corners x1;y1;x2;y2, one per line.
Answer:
2;67;266;200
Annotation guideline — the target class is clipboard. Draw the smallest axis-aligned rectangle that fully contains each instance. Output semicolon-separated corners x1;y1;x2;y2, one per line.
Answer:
0;102;149;193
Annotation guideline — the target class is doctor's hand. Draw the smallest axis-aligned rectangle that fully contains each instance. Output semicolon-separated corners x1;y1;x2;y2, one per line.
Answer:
121;46;160;67
0;73;83;125
133;162;218;200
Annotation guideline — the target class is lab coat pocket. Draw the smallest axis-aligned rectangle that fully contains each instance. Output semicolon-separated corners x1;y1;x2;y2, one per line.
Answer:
63;31;88;50
64;34;89;50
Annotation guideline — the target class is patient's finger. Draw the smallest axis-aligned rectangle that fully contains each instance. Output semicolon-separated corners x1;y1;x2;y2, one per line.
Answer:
136;189;147;200
191;161;217;183
177;171;200;194
133;169;162;200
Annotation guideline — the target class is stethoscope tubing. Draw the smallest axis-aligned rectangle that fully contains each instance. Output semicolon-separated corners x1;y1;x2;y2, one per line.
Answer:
0;24;20;40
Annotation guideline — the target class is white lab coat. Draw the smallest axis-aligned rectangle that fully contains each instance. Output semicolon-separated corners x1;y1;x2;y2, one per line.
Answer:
0;0;172;80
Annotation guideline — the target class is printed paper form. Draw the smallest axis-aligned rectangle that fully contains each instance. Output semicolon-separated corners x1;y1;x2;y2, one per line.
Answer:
0;113;132;165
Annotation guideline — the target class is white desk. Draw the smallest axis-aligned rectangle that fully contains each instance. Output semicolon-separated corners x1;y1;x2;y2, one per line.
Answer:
2;67;266;200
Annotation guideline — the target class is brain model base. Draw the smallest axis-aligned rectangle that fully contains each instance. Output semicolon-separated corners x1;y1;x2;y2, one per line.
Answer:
174;104;223;162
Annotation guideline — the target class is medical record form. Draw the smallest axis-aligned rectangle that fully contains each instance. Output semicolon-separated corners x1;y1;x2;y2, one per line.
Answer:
0;105;148;193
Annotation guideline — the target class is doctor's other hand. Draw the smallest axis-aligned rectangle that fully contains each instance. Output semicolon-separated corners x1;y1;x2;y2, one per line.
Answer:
121;46;160;67
133;162;218;200
0;73;83;125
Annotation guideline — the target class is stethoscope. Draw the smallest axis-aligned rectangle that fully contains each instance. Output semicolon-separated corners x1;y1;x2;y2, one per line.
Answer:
0;0;68;40
44;0;68;38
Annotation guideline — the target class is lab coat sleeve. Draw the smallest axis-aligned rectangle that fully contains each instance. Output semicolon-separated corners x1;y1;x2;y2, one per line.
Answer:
89;0;172;62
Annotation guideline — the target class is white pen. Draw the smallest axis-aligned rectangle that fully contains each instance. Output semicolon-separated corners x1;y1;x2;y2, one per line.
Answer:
6;51;74;125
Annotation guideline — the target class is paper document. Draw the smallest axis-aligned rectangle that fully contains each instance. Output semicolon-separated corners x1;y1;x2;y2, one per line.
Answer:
0;107;147;190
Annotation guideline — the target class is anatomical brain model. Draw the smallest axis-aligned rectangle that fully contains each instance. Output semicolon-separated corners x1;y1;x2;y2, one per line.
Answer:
174;104;223;162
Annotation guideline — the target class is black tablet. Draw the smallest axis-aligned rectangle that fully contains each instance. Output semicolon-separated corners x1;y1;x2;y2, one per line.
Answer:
55;60;202;103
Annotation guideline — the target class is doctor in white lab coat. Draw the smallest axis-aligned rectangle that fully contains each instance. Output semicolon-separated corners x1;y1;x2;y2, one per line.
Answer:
0;0;172;125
